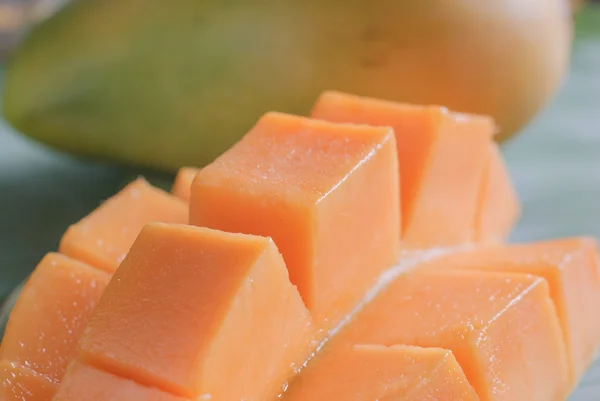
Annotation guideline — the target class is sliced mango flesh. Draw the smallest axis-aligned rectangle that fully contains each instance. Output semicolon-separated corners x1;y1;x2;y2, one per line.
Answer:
53;361;190;401
59;178;188;273
0;93;597;401
0;361;58;401
0;181;191;401
474;143;520;242
0;253;109;382
190;112;400;327
311;90;495;247
170;167;200;202
73;223;314;400
283;344;479;401
333;269;570;401
427;236;600;380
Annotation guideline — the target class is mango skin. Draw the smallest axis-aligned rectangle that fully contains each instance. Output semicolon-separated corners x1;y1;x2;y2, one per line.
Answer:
572;0;588;13
3;0;572;172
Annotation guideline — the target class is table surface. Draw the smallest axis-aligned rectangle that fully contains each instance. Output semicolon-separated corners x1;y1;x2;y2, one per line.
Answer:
0;6;599;400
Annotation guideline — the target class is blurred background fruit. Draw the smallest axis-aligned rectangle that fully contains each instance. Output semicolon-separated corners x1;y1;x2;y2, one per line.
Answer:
572;0;589;12
0;0;574;172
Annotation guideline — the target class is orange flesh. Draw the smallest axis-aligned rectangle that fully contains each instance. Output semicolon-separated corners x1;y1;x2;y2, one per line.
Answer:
59;178;188;273
0;180;191;401
53;361;189;401
283;344;479;401
2;97;596;400
73;223;314;400
474;144;520;242
171;167;200;202
429;237;600;380
333;269;570;401
0;253;109;382
0;361;58;401
311;90;494;247
189;111;400;326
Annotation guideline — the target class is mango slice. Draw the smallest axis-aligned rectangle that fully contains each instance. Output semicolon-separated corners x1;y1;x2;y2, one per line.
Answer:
54;361;189;401
333;270;570;401
72;223;314;400
189;112;400;326
170;167;199;202
311;90;495;247
0;253;109;382
59;178;188;273
474;143;520;242
0;179;192;401
283;344;479;401
0;361;58;401
428;237;600;381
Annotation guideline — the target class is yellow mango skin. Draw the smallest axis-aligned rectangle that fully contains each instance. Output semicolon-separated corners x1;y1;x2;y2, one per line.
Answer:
3;0;571;172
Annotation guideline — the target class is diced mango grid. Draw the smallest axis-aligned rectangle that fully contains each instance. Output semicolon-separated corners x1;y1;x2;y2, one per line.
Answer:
1;91;599;401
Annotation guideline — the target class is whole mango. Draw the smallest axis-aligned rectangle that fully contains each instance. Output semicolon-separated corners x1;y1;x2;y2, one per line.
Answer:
3;0;572;172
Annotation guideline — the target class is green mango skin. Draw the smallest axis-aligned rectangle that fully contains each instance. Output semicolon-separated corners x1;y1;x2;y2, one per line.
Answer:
4;0;326;172
7;0;407;172
3;0;571;172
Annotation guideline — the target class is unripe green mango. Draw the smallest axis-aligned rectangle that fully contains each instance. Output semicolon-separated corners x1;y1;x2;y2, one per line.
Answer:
3;0;571;172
